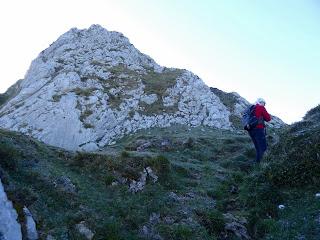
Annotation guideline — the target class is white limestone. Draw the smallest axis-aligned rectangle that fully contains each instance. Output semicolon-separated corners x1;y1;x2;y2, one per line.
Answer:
0;24;283;151
75;222;94;240
129;167;158;193
23;207;38;240
0;179;22;240
140;94;158;105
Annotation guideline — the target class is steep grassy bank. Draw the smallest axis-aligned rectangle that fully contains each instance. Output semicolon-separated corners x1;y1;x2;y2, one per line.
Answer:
239;105;320;239
0;108;318;240
0;125;257;239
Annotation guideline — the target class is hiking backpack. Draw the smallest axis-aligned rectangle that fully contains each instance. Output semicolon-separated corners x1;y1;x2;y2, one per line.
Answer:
241;105;260;131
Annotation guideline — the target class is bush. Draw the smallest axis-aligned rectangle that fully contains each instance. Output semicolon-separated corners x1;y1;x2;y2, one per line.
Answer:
70;152;88;168
104;174;116;186
196;209;225;235
121;150;130;158
265;130;320;187
0;93;9;106
241;171;282;216
184;137;194;149
148;155;171;174
255;219;279;238
70;152;111;171
0;142;20;170
72;87;97;97
158;223;206;240
7;186;38;207
95;220;126;240
145;155;171;184
172;224;194;239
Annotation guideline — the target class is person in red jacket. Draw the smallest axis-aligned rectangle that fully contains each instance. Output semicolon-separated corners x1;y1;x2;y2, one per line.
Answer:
249;98;271;163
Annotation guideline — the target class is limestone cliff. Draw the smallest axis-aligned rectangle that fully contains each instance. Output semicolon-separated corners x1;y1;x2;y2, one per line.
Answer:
0;25;283;151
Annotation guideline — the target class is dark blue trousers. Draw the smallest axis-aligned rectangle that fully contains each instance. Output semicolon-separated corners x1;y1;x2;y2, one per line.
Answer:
249;128;267;163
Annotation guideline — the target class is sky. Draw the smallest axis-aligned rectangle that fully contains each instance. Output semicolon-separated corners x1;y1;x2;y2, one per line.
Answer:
0;0;319;124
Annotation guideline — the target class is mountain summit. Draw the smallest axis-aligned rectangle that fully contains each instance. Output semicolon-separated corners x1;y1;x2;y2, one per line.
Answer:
0;25;283;151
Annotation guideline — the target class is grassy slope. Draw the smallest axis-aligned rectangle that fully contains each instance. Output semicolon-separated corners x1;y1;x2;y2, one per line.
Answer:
0;103;319;240
0;125;256;239
240;105;320;239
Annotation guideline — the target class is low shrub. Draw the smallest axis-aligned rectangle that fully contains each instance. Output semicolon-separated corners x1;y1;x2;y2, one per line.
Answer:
104;174;116;186
172;224;194;240
70;152;112;171
95;221;124;240
0;142;20;170
120;150;130;158
144;155;172;184
196;209;225;236
264;123;320;187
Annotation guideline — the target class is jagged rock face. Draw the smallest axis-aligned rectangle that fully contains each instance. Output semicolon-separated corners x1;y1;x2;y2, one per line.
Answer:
0;25;232;151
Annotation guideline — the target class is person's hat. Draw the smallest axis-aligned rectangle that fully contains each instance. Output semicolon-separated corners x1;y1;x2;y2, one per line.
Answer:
256;98;266;105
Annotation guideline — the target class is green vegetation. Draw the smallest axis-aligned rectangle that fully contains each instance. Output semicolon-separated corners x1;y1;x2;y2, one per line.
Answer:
0;125;253;239
0;93;9;106
83;123;94;129
0;141;20;170
79;109;94;122
141;68;182;96
139;101;178;116
72;87;98;98
196;209;226;235
210;88;237;111
239;105;320;239
78;107;95;128
0;105;319;239
139;68;182;115
104;64;141;110
69;64;183;113
95;64;183;113
52;93;63;102
108;94;124;110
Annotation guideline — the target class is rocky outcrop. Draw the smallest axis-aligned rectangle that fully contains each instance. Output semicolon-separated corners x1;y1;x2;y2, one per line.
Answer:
23;207;38;240
0;25;283;151
129;167;158;193
223;213;250;240
0;179;22;240
0;25;232;151
75;222;94;240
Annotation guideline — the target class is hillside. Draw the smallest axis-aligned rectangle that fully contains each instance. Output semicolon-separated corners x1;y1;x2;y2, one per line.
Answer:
240;104;320;239
0;25;283;152
0;102;319;239
2;24;316;240
0;123;260;239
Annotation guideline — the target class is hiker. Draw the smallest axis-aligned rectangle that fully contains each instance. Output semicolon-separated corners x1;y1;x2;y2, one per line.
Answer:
247;98;271;163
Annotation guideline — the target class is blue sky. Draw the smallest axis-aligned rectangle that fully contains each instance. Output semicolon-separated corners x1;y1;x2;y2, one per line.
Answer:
1;0;319;123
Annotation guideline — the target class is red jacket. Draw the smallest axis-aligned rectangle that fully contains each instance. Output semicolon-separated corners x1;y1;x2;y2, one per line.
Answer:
255;104;271;128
